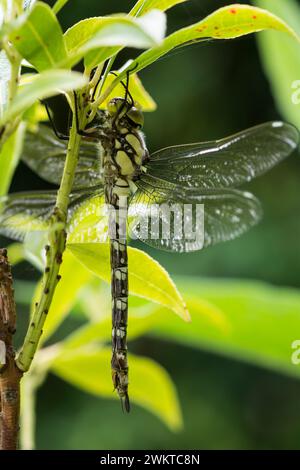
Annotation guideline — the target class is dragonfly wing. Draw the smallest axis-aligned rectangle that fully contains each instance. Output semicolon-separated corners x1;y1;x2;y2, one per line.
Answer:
67;186;106;243
0;191;57;241
129;175;262;253
22;125;101;188
0;186;105;242
146;122;299;189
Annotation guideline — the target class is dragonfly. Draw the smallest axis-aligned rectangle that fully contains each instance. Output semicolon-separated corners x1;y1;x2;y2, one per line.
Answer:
0;94;298;411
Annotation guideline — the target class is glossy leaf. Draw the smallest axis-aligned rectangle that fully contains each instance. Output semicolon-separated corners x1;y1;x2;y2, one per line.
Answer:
53;0;69;14
122;4;300;75
64;10;166;69
150;278;300;379
51;346;182;431
61;295;159;350
70;277;300;380
10;2;67;71
7;242;26;266
67;243;190;321
130;0;187;16
254;0;300;128
0;122;25;196
31;251;93;343
0;70;87;125
99;72;156;111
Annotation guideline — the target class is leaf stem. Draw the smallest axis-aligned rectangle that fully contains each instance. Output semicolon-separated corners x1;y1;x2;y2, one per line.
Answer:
16;100;84;372
91;75;120;114
19;373;36;450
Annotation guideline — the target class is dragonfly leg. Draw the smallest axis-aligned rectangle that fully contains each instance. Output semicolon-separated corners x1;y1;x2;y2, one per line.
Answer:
110;71;135;108
41;100;70;141
73;91;101;139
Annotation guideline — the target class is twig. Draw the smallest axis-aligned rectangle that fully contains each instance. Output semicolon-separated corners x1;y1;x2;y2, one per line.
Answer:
0;248;22;450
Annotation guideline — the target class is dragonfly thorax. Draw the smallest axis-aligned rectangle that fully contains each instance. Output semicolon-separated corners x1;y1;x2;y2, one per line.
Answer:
103;98;149;196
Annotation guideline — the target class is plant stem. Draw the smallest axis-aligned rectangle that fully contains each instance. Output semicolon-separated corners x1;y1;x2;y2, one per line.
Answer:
20;373;37;450
20;344;61;450
16;107;83;372
0;248;22;450
91;75;121;114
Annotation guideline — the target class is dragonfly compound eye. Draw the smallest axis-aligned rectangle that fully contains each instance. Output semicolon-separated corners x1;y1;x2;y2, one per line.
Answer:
127;107;144;128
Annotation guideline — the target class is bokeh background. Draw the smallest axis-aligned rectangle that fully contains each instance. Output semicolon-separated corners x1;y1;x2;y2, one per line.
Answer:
6;0;300;449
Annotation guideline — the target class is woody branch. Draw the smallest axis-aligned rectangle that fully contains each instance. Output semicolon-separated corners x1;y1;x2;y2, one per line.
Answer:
0;248;22;450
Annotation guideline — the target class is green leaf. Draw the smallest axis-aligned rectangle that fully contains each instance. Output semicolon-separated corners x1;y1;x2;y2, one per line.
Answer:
53;0;69;15
150;278;300;380
51;346;182;431
7;242;26;266
10;1;67;71
0;122;25;196
31;250;93;344
0;69;87;125
99;72;156;111
130;0;187;16
64;10;166;69
123;3;300;75
253;0;300;128
61;295;159;350
67;243;190;321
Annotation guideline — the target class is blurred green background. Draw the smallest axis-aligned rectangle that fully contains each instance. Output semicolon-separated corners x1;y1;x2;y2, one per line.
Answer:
6;0;300;449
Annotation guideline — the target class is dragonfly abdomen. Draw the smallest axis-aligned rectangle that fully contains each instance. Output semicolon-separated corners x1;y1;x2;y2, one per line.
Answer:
110;234;130;412
107;186;130;412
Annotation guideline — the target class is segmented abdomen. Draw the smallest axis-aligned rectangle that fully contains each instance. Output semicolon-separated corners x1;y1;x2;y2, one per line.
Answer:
108;190;130;412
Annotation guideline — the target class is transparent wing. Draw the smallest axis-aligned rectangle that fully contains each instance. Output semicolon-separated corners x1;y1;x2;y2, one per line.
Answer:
22;125;102;188
0;186;104;242
129;175;262;253
146;122;299;189
0;191;56;241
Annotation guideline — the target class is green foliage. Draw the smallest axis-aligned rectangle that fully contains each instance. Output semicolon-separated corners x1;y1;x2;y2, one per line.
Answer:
64;10;166;69
52;0;69;15
254;0;300;128
49;277;300;381
1;0;300;448
51;346;182;431
26;275;300;435
10;2;68;71
0;122;25;195
121;4;300;75
0;70;87;125
31;251;93;344
99;72;157;111
152;279;300;380
67;243;190;321
130;0;188;16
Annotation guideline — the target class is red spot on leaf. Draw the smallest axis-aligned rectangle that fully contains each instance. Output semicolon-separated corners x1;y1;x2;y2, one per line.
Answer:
252;15;257;19
230;8;237;14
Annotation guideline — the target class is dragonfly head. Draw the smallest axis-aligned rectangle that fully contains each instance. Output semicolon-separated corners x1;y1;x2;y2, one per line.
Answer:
107;97;144;129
